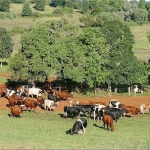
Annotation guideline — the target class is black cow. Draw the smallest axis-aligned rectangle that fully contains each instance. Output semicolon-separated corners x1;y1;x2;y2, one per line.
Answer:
63;106;81;119
66;117;87;135
48;93;58;102
100;107;125;122
77;105;95;118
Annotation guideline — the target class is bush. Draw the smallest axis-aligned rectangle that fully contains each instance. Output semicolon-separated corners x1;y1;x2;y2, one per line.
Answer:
32;12;39;17
0;12;7;19
21;2;32;17
62;7;73;14
52;7;64;16
11;0;24;3
9;26;25;35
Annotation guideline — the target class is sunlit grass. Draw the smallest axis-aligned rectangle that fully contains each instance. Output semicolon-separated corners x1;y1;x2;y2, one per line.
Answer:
0;109;150;149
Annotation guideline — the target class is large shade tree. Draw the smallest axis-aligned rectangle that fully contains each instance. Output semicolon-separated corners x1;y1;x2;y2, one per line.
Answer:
100;19;147;91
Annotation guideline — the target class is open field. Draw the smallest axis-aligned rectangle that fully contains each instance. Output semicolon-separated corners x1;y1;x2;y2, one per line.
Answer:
0;95;150;149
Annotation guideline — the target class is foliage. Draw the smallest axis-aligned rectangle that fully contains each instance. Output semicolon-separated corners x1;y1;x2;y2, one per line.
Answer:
0;27;13;58
0;0;11;12
52;7;64;15
132;8;148;24
78;27;109;88
50;0;65;7
11;0;24;3
34;0;46;11
100;19;148;85
8;26;26;35
21;2;32;17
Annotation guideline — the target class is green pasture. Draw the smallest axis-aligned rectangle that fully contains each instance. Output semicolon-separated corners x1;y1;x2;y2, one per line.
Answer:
0;109;150;149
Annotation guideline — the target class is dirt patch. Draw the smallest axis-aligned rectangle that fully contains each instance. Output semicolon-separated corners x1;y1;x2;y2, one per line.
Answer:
1;95;150;112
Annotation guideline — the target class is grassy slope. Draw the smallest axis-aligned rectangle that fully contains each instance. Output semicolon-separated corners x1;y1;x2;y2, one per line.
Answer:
0;109;150;149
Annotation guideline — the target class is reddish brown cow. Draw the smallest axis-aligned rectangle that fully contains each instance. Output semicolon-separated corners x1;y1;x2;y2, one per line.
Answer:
123;106;140;116
102;115;114;132
6;94;23;107
10;105;23;117
36;96;45;109
0;84;7;97
54;90;73;101
23;99;39;112
89;101;106;106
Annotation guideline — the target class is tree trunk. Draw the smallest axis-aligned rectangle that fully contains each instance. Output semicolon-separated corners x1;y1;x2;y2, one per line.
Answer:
108;83;112;95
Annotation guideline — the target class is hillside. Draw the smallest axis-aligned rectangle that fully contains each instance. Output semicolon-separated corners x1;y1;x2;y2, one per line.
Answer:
0;3;150;62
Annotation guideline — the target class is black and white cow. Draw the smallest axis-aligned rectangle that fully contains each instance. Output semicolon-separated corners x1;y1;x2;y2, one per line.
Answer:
100;107;125;122
66;117;87;135
63;106;81;119
109;99;123;109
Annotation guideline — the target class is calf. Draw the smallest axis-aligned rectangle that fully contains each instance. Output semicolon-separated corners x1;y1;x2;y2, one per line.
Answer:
66;117;87;135
10;105;23;117
102;115;114;131
139;103;150;114
44;99;58;111
63;106;81;119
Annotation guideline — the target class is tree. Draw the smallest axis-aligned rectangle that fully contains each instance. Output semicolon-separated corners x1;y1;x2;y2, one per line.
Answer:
78;27;110;88
139;0;146;9
100;19;147;89
0;27;13;58
34;0;46;11
0;0;11;12
21;2;32;17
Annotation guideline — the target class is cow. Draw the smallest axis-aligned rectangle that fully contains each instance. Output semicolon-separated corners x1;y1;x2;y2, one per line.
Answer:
27;88;43;98
23;99;39;112
9;105;24;117
63;106;81;119
100;107;125;122
77;104;95;119
123;106;140;116
47;92;58;102
139;103;150;114
6;89;16;98
6;94;23;107
102;115;114;132
109;99;123;109
66;117;87;135
93;104;106;121
53;90;73;101
132;85;144;94
44;99;59;111
36;96;45;109
0;87;7;98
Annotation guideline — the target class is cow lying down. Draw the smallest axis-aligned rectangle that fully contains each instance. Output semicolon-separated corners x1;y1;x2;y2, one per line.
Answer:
66;117;87;135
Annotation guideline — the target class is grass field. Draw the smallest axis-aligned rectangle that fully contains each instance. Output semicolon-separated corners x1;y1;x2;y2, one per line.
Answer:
0;109;150;149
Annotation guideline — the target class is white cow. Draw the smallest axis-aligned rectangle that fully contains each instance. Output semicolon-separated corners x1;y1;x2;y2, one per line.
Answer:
27;88;42;98
44;99;59;111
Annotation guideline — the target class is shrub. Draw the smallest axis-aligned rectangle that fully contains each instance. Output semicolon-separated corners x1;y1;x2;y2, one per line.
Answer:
11;0;24;3
0;12;7;19
21;2;32;17
52;7;64;16
9;26;25;35
32;12;39;17
62;7;73;14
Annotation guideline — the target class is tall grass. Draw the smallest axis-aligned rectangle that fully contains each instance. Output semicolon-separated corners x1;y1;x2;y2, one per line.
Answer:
0;109;150;149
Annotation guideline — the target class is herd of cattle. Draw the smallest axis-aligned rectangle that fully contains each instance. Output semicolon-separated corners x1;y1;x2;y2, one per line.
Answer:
0;84;149;135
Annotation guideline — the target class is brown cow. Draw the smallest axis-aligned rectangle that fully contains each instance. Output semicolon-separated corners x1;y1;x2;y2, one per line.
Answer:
10;105;23;117
36;96;45;109
53;90;73;101
6;94;23;107
23;99;39;112
123;106;140;116
0;84;7;97
102;115;114;132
